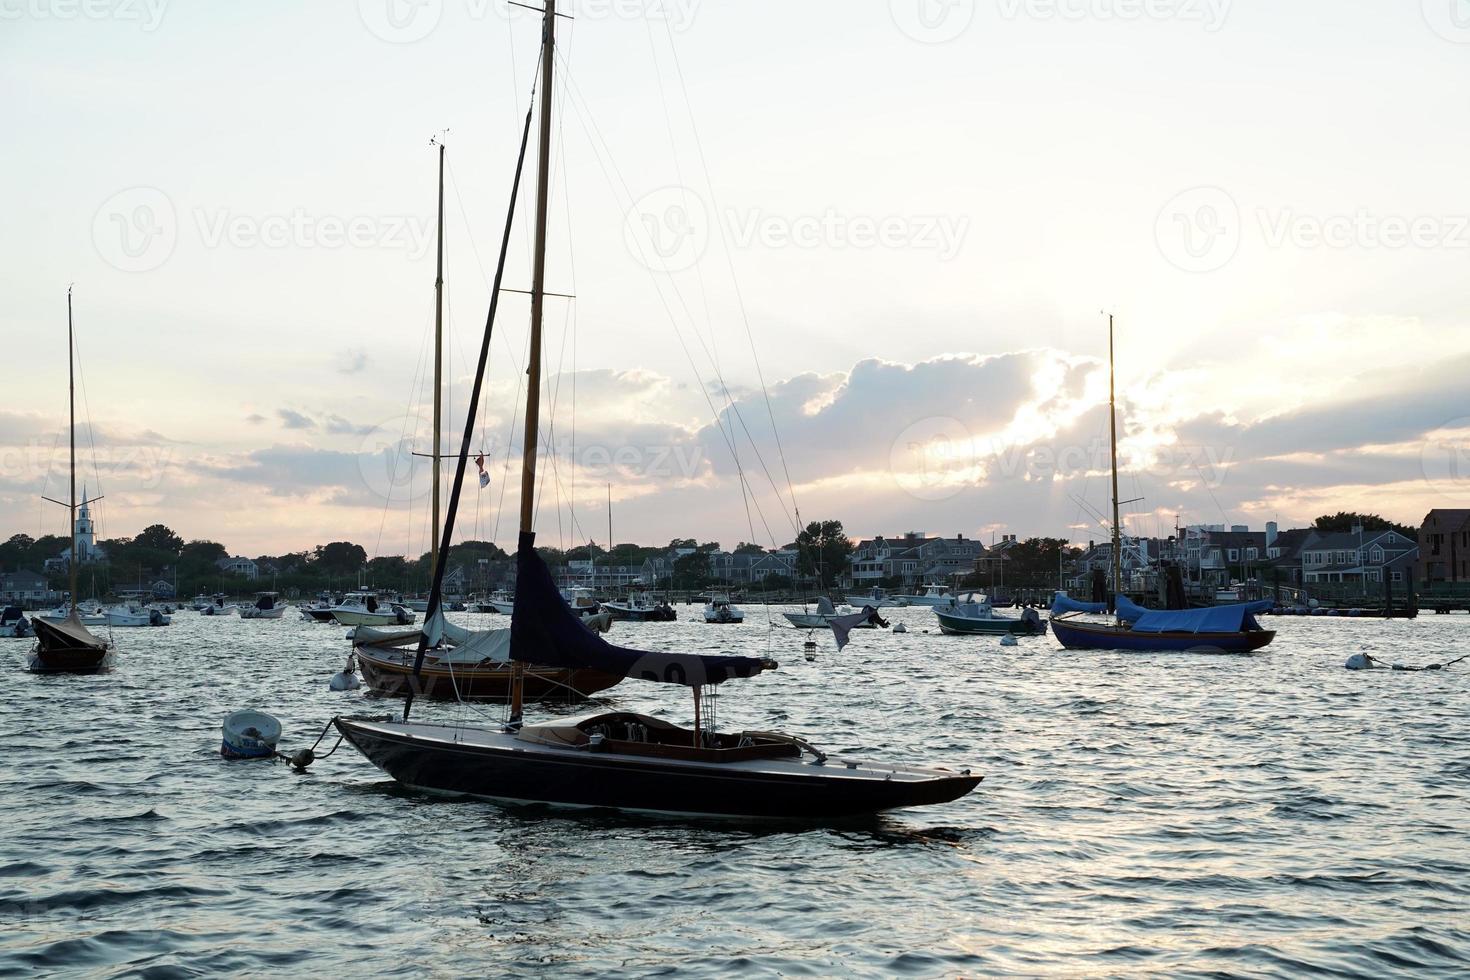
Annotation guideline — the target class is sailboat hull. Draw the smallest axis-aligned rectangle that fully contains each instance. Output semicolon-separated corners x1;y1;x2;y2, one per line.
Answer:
934;609;1047;636
1050;617;1275;653
355;646;621;702
334;718;981;819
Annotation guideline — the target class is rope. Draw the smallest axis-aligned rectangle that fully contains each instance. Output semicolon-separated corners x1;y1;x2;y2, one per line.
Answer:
1365;653;1469;672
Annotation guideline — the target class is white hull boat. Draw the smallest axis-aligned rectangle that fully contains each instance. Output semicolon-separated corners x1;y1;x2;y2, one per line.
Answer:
39;605;107;627
105;601;170;627
703;595;745;624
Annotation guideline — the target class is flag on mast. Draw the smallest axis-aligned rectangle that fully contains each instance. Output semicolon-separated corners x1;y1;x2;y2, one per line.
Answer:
475;453;490;488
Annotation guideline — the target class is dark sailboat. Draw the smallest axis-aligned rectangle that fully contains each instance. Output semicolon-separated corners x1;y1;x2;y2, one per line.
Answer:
29;288;111;675
334;1;980;817
1049;315;1275;654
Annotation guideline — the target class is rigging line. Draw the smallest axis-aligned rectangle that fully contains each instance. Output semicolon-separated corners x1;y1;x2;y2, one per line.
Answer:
406;59;539;723
660;17;803;530
375;306;436;563
446;158;526;378
71;326;103;538
551;54;776;548
555;47;799;543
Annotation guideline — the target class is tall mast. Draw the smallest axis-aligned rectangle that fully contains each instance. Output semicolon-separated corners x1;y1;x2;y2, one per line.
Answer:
606;483;612;588
510;0;557;726
1108;313;1122;611
68;287;78;614
431;140;445;568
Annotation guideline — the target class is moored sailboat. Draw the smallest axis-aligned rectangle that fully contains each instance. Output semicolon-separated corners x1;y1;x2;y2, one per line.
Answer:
332;3;980;817
1049;315;1276;654
29;289;111;675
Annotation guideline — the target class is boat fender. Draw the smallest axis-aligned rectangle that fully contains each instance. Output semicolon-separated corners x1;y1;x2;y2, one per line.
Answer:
1000;634;1019;647
1345;653;1374;670
892;622;907;633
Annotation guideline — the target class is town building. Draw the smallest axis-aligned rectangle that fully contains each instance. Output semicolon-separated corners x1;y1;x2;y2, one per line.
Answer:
0;570;53;606
1417;509;1470;584
845;533;984;589
215;556;259;580
1300;528;1418;585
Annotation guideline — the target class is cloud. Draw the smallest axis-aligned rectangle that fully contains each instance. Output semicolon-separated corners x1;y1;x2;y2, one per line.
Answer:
325;415;375;437
277;408;316;430
245;413;266;425
336;348;369;375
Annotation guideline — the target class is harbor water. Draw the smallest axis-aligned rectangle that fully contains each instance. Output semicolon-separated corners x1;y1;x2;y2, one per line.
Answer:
1;607;1467;977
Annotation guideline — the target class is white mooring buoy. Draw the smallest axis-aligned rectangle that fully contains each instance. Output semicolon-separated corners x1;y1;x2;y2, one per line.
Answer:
892;622;908;634
221;709;282;759
330;655;361;691
1000;634;1018;647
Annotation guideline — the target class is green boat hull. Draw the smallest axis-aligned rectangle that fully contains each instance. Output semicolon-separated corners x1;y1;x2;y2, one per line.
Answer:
934;610;1047;636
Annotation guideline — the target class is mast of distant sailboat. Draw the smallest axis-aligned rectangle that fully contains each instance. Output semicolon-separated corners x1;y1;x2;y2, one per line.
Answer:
1107;312;1122;614
67;288;79;616
431;137;446;569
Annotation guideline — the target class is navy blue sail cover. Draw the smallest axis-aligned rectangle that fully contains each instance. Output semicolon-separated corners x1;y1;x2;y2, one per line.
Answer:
1115;595;1272;633
1051;593;1108;616
511;532;771;686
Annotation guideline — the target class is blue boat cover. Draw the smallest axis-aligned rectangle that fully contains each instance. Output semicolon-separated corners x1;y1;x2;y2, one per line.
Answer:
1051;593;1108;616
1115;595;1271;633
511;532;771;686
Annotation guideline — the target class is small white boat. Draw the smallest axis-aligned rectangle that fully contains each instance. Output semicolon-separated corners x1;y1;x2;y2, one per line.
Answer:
39;603;107;627
843;587;908;609
328;592;415;627
894;584;957;607
0;607;32;638
785;597;883;630
220;709;281;759
105;600;170;627
702;594;745;624
199;596;238;617
189;593;215;611
239;592;289;620
476;589;516;615
601;591;677;622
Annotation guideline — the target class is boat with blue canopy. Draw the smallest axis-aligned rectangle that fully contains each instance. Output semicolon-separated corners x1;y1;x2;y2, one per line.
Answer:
1049;593;1276;653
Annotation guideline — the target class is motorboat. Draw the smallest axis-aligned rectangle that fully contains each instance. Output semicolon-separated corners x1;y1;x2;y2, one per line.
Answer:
602;591;677;622
894;584;958;607
198;595;238;616
0;607;32;639
328;592;415;627
104;600;170;627
38;603;107;627
784;597;885;630
1049;594;1276;653
843;587;908;609
477;589;516;615
933;595;1045;636
240;591;289;620
189;594;215;611
702;594;745;624
300;592;339;622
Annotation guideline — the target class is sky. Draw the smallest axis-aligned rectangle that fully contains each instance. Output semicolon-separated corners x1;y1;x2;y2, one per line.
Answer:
2;0;1468;560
